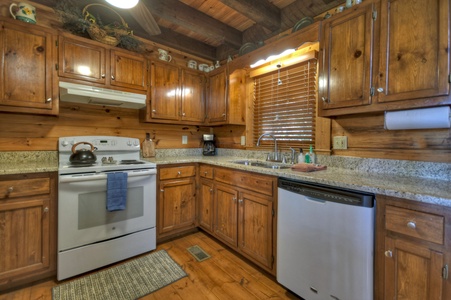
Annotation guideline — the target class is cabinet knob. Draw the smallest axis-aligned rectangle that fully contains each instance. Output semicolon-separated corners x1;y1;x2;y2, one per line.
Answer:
43;207;49;213
101;74;106;78
204;171;208;175
222;113;226;117
111;75;115;80
160;189;164;192
407;221;416;229
7;186;13;193
321;96;329;103
182;112;186;116
177;171;181;175
385;250;393;258
239;199;243;204
46;98;52;102
233;197;237;202
209;189;213;193
377;87;384;92
152;109;156;113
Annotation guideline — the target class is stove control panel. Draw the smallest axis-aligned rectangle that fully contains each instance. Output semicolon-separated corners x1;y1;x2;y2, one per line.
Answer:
59;136;141;151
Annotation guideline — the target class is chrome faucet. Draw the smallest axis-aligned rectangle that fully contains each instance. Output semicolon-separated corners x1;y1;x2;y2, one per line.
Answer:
256;133;281;162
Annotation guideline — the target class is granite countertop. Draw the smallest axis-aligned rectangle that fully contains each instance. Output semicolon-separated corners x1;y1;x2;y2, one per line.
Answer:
146;154;451;208
1;150;450;207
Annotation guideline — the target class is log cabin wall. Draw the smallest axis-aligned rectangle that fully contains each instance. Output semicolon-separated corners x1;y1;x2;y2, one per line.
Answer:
331;113;451;163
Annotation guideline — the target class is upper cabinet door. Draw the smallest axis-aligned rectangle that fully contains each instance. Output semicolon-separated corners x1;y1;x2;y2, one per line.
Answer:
377;0;450;103
150;61;180;121
110;50;148;91
0;21;58;115
58;35;106;84
207;70;228;124
319;2;376;110
181;69;205;123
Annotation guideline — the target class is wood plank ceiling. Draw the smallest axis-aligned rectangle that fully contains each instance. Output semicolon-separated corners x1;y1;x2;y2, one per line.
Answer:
32;0;344;61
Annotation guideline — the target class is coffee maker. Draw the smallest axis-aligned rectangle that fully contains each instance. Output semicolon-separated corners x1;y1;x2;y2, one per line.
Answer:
202;134;216;156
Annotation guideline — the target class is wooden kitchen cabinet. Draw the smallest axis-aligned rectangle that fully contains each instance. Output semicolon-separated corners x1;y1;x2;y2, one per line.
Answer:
141;61;205;124
157;164;196;240
198;165;214;233
0;172;57;291
319;0;451;117
0;19;58;115
210;166;276;273
58;34;148;92
375;195;451;300
206;68;246;125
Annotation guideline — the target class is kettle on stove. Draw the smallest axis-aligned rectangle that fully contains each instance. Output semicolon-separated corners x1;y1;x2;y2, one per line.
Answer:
202;134;216;156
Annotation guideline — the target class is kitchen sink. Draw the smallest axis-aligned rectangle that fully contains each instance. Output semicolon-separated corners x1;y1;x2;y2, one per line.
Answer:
230;160;292;169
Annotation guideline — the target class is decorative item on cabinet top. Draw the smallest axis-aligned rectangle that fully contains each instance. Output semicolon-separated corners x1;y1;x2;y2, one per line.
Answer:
54;1;143;52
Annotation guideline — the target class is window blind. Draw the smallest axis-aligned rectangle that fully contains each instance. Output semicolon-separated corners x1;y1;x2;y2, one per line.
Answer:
252;59;317;151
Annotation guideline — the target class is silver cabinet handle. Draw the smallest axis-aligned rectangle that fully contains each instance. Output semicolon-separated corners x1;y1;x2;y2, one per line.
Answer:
7;186;13;193
177;171;181;175
111;75;115;80
182;112;186;116
232;197;237;202
204;171;208;175
46;98;52;102
152;109;156;113
407;221;416;229
239;199;243;204
160;189;164;192
101;74;106;78
43;207;49;213
385;250;393;258
377;87;384;92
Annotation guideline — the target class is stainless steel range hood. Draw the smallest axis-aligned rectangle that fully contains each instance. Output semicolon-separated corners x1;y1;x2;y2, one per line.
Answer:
59;82;147;109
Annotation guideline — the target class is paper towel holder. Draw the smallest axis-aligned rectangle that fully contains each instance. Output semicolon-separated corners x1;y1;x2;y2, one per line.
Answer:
384;106;451;130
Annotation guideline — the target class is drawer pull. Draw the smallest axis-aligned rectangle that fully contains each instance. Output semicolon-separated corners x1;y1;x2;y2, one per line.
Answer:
160;189;164;192
239;199;243;204
43;207;49;213
233;197;237;203
177;171;181;175
407;221;416;229
209;189;213;193
385;250;392;258
7;186;14;193
204;171;208;175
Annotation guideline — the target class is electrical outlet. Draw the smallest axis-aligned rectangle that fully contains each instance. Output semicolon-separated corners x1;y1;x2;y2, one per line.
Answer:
241;136;246;146
333;136;348;149
182;136;188;144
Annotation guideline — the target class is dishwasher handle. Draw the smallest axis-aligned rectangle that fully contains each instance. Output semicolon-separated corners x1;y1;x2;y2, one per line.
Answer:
278;177;374;207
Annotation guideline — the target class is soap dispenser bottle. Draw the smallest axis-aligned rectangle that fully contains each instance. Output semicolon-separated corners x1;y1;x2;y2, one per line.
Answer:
142;133;156;158
308;144;316;164
298;148;304;164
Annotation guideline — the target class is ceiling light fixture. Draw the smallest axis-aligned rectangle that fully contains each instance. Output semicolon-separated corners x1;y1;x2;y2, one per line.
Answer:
105;0;139;9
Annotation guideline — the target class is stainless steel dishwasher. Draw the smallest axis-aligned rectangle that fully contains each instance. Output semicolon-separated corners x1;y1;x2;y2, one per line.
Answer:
277;177;375;300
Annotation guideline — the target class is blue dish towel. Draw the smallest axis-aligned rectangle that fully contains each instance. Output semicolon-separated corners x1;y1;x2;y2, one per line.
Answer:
106;172;128;211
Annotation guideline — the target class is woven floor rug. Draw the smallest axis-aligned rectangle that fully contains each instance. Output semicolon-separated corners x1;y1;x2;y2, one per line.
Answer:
52;250;187;300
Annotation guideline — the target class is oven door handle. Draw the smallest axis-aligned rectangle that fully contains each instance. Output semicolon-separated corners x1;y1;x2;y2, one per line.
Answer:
59;169;157;183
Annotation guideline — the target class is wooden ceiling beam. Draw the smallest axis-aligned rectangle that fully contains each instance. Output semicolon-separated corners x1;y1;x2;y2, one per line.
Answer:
217;0;281;31
145;0;243;48
145;27;218;61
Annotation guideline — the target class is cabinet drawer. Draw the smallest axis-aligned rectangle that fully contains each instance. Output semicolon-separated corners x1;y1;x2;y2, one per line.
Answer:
199;165;214;179
215;168;275;197
385;205;444;245
0;178;50;200
159;165;196;180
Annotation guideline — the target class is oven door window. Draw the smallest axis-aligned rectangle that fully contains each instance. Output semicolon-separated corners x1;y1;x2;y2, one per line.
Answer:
58;172;156;251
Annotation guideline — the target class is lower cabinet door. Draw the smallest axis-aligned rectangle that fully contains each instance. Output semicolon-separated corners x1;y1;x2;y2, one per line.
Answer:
384;237;444;300
158;178;196;235
214;183;238;248
198;179;214;233
238;191;273;270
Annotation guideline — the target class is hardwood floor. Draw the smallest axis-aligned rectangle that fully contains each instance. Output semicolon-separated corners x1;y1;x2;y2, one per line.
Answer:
1;231;300;300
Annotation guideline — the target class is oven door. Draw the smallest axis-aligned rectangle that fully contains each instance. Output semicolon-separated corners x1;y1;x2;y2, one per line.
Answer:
58;169;156;251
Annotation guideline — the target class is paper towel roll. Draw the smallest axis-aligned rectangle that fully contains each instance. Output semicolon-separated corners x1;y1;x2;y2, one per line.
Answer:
384;106;451;130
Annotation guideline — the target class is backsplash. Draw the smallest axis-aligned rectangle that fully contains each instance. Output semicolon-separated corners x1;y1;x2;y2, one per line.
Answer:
1;149;450;181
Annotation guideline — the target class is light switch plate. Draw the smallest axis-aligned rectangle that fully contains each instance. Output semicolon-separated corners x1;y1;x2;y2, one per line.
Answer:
182;136;188;144
333;136;348;149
